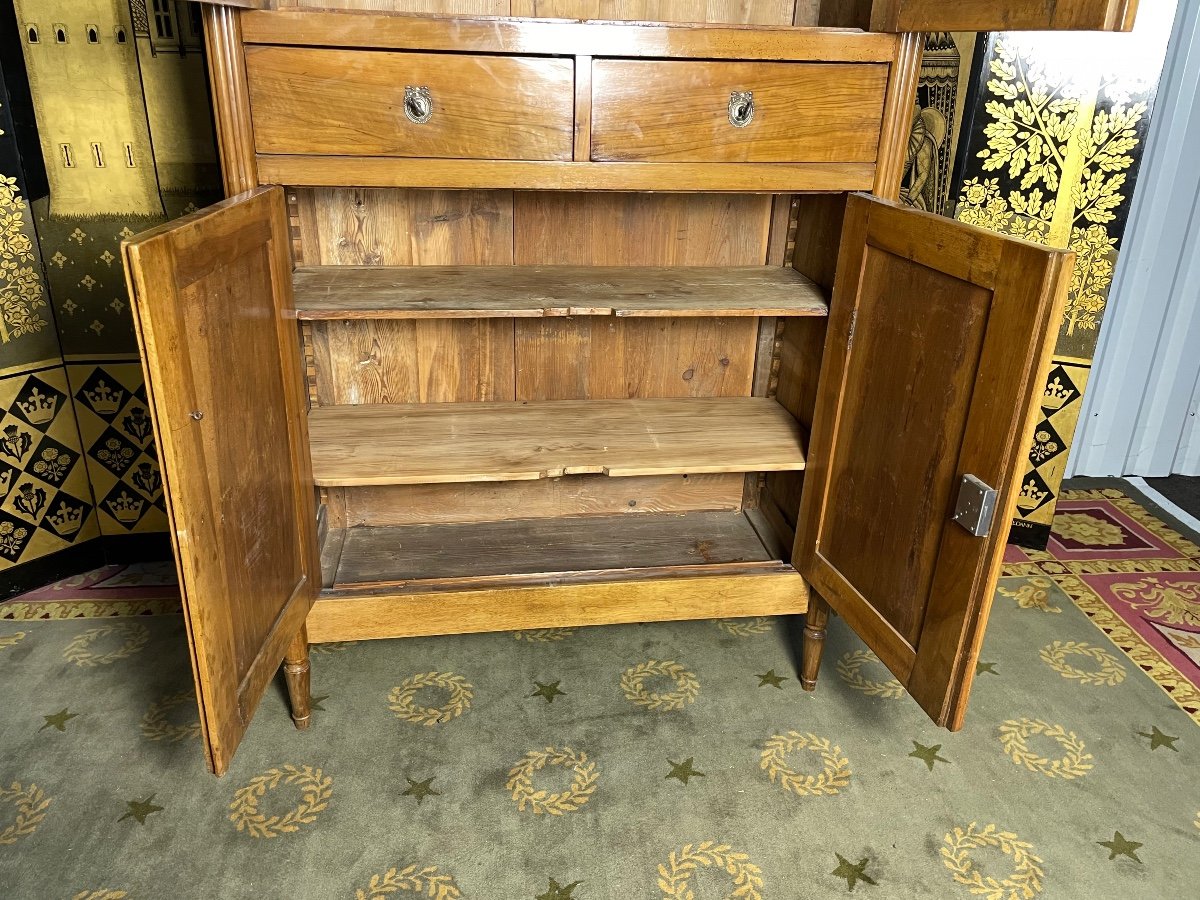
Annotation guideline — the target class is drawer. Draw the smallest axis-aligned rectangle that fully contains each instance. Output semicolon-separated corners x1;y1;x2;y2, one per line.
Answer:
245;48;575;161
590;60;889;163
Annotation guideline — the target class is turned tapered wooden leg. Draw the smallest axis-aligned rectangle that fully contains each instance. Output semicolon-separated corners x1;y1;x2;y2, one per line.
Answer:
800;592;830;692
283;624;312;730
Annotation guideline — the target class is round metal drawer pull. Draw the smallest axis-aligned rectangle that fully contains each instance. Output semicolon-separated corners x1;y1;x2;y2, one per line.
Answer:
404;85;433;124
728;90;754;128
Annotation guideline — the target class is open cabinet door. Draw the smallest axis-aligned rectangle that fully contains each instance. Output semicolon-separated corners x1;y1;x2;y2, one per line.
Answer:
123;186;319;775
795;194;1072;730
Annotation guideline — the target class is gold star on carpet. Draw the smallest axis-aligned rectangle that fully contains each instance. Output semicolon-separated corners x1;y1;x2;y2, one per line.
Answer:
118;794;163;825
975;661;998;676
1137;725;1178;751
529;680;566;703
39;708;78;732
536;878;581;900
310;694;329;711
908;740;950;772
1097;831;1143;863
665;757;706;785
756;669;787;689
831;853;877;891
402;776;440;805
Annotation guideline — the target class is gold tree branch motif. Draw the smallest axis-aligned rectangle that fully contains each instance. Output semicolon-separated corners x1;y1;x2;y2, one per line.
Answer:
958;40;1146;336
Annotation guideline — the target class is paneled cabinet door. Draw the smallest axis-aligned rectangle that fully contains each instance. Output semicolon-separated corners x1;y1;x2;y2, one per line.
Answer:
123;186;318;775
794;194;1072;730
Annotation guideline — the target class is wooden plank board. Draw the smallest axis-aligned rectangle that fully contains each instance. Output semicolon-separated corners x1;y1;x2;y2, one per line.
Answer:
337;474;745;526
241;11;900;62
327;510;776;587
308;397;806;486
257;156;877;192
307;571;808;642
293;265;829;319
513;317;758;399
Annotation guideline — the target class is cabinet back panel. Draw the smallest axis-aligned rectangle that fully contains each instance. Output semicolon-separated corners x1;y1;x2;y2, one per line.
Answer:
512;191;767;400
310;319;516;405
515;317;757;399
293;188;514;267
334;474;745;526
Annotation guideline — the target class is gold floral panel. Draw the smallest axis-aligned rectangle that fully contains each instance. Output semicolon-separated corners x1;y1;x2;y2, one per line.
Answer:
951;6;1176;548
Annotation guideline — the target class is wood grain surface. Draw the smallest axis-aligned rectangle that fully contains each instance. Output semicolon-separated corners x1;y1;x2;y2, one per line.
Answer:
307;572;808;642
246;47;574;159
123;187;318;775
591;60;887;163
242;11;898;61
793;194;1073;729
293;265;828;319
327;510;778;587
335;474;745;526
257;156;878;192
309;397;807;485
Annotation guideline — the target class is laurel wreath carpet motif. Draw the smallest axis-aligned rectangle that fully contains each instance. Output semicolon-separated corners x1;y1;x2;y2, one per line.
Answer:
505;747;598;816
61;623;148;667
620;660;700;711
388;672;474;725
353;864;462;899
656;842;764;899
310;641;361;654
70;891;127;900
228;766;332;838
759;732;851;796
0;631;26;650
139;690;201;743
1039;641;1126;686
713;617;774;636
512;628;576;642
940;823;1044;900
998;718;1094;779
0;782;50;846
836;649;905;698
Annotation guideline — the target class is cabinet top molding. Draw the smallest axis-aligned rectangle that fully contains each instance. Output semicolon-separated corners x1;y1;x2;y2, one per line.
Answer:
239;11;898;61
188;1;1138;34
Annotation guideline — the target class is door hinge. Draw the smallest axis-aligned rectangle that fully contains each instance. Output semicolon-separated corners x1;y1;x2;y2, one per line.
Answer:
847;309;857;351
952;474;998;537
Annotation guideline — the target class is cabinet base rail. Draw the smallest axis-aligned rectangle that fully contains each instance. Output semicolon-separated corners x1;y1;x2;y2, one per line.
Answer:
306;571;809;643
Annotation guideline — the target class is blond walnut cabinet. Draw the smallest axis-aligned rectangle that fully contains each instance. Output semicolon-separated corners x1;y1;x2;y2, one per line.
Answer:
126;0;1135;775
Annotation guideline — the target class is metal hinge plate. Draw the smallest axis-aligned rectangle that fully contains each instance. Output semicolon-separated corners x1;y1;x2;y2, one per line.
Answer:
952;474;998;537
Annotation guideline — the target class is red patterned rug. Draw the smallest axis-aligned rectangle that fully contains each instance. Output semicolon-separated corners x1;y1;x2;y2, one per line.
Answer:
1004;487;1200;725
1;561;181;619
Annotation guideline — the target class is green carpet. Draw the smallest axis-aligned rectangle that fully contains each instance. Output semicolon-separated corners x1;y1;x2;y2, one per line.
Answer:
1;569;1197;899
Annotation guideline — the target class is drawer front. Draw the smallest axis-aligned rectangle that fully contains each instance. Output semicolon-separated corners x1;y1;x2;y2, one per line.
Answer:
591;60;888;163
246;48;575;161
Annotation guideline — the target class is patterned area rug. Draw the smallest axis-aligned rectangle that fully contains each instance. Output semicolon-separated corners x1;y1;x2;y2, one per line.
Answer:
0;482;1197;897
1003;486;1200;725
2;562;180;620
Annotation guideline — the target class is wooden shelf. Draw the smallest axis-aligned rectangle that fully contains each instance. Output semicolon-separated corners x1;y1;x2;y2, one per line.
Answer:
308;397;806;487
320;510;793;592
292;265;828;320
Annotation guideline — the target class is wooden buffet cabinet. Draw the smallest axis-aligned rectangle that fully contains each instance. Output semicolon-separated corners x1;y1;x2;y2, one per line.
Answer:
125;0;1139;774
